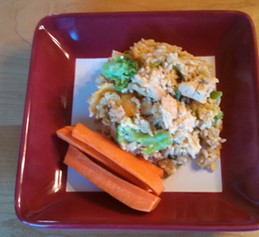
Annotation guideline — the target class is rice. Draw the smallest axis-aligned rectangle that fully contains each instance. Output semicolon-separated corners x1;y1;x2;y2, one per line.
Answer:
88;39;226;177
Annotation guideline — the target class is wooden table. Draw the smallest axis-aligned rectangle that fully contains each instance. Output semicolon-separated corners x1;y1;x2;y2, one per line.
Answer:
1;1;259;236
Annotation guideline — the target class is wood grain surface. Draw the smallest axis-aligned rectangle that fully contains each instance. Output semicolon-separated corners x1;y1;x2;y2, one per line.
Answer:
1;0;259;236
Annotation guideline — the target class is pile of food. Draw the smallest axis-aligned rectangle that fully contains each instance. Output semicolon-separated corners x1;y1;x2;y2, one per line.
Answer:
57;39;226;212
88;39;226;176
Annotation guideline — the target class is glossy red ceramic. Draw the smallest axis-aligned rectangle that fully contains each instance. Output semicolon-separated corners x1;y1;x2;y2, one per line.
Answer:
15;11;259;230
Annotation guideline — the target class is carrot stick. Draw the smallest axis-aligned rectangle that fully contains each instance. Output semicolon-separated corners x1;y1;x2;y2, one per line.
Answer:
57;126;164;191
71;123;164;195
136;156;164;178
57;126;151;190
57;126;114;170
64;145;161;212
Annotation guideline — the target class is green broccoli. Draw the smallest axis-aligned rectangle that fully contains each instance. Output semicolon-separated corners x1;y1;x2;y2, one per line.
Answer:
142;138;173;155
116;125;173;155
212;110;224;125
210;90;223;100
102;55;139;91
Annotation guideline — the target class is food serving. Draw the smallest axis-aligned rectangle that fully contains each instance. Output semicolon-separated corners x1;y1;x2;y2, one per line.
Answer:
88;39;226;177
57;39;226;212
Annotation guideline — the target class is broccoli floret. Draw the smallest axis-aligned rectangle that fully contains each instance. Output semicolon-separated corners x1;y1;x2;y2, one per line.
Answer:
116;125;149;145
116;125;173;155
102;56;138;91
142;138;173;155
210;90;223;100
212;110;224;125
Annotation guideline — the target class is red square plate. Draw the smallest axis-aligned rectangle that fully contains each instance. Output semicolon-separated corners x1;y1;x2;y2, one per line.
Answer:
15;11;259;230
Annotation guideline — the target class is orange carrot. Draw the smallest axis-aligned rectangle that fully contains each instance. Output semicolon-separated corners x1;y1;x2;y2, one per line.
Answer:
71;123;164;195
57;126;151;190
57;126;114;170
64;145;161;212
136;156;164;178
56;126;164;191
